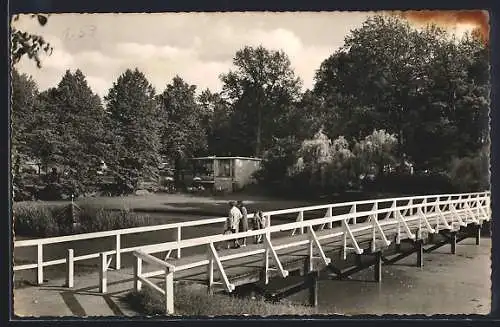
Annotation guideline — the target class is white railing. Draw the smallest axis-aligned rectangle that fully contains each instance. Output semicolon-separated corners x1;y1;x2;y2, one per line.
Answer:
131;191;490;314
14;191;490;287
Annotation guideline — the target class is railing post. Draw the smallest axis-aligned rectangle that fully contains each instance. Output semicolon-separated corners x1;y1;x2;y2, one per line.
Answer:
342;219;348;260
298;211;304;234
99;252;107;293
264;244;270;284
476;196;482;219
207;245;214;295
308;231;314;273
371;216;377;252
351;204;357;224
115;234;121;270
176;226;182;259
326;207;333;229
66;249;74;288
37;244;43;285
266;215;271;241
164;268;174;314
133;255;142;291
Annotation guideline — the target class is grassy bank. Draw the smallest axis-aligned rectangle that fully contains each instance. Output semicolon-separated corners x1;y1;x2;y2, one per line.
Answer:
13;201;154;237
124;283;316;316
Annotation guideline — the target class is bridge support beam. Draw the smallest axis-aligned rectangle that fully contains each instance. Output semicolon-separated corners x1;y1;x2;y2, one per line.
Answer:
374;252;382;283
328;252;383;282
475;224;481;246
424;224;484;255
450;232;457;255
307;271;319;307
381;239;424;268
416;240;423;268
424;230;463;254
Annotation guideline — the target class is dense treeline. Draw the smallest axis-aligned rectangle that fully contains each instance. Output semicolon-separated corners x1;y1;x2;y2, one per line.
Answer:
11;15;489;200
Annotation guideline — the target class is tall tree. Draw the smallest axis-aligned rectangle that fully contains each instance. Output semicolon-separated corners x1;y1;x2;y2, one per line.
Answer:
314;15;489;171
11;68;39;175
220;46;302;157
198;89;233;155
33;69;106;190
105;68;160;190
157;76;208;179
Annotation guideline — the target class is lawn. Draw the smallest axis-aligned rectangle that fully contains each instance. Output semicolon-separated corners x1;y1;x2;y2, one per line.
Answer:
15;192;324;217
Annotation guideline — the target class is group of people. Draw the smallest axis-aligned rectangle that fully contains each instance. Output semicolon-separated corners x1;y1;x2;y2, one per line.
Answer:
223;200;266;249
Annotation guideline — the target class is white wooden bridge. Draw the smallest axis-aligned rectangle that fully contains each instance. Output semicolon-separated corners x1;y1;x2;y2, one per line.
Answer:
14;191;491;314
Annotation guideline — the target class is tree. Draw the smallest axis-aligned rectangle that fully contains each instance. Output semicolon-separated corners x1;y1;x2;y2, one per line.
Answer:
11;68;39;175
314;15;489;172
198;89;233;155
11;14;53;68
220;46;302;157
105;68;160;190
289;130;355;194
256;135;301;188
32;69;106;192
157;76;208;182
353;129;398;176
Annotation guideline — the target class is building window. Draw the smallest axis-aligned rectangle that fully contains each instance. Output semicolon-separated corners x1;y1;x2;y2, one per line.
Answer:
217;160;232;177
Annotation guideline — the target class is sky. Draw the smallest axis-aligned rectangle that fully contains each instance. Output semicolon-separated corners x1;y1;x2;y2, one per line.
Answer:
12;12;478;98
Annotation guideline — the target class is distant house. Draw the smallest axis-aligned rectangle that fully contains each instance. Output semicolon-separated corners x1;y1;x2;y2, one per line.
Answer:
188;156;262;192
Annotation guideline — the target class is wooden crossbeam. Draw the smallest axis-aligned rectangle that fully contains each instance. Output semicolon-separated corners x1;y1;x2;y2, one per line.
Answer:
318;207;333;230
449;204;467;227
263;234;288;284
395;210;415;244
209;243;235;292
371;213;391;252
341;219;363;260
291;211;305;236
308;227;331;270
435;204;451;230
478;201;490;221
417;207;436;234
464;202;480;224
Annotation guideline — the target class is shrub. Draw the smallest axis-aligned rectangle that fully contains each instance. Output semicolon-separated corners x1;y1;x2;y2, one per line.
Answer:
13;202;153;237
13;203;64;237
255;136;300;185
448;153;489;192
77;205;152;233
124;283;315;316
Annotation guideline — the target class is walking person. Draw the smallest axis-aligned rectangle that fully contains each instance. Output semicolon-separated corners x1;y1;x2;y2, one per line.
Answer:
237;200;249;247
252;210;265;244
224;201;242;249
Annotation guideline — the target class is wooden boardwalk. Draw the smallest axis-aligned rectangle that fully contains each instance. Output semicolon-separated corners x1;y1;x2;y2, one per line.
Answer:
13;192;490;316
134;204;488;314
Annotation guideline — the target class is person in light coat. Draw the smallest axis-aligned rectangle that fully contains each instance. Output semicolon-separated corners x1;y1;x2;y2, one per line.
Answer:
224;201;242;249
